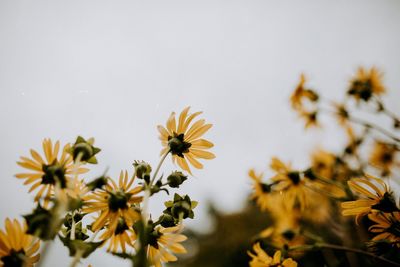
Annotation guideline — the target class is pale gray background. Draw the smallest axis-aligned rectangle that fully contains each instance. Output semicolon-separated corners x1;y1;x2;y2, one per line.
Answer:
1;0;400;266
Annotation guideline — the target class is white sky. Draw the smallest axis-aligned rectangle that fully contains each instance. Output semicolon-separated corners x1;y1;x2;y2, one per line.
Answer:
1;1;400;266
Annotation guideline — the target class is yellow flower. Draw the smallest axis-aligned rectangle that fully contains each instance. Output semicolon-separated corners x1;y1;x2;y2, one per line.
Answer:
270;158;310;210
83;170;142;232
368;212;400;246
290;74;318;111
249;169;275;211
341;175;396;224
299;110;319;129
0;218;40;267
15;139;89;207
348;67;385;102
157;107;215;175
147;225;187;267
248;243;297;267
99;217;137;253
369;140;398;176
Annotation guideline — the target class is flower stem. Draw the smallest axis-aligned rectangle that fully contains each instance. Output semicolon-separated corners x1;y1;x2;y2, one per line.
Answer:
348;116;400;143
69;250;84;267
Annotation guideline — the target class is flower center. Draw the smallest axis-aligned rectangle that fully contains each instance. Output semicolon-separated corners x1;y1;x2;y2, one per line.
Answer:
349;80;373;101
1;249;25;267
287;172;301;185
260;183;272;193
372;192;399;213
108;191;130;212
41;160;67;188
114;218;129;235
168;133;192;158
388;220;400;237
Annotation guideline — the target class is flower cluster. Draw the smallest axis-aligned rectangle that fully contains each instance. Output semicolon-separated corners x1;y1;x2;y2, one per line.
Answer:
248;67;400;266
2;107;214;267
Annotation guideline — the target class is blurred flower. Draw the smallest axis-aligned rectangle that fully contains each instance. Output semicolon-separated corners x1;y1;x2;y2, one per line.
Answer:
341;175;397;223
249;169;275;211
290;74;319;111
158;106;215;174
248;243;297;267
146;225;187;267
16;139;88;207
369;140;398;176
100;217;136;253
332;102;349;126
310;149;336;180
270;158;310;210
83;170;142;232
0;218;40;267
299;111;319;129
348;67;385;102
368;212;400;246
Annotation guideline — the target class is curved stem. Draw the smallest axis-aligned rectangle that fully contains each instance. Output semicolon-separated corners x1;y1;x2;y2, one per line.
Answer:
150;150;170;185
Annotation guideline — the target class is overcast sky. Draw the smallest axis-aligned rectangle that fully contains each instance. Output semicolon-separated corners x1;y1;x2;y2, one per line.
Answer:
1;1;400;266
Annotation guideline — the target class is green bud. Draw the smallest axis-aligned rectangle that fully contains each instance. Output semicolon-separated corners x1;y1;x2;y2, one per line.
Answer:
133;161;152;180
167;171;187;188
69;136;101;164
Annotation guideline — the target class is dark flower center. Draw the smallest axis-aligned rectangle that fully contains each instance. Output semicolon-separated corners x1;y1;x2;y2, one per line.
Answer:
148;229;162;249
372;192;399;213
287;172;301;185
348;80;373;101
282;230;295;241
41;160;67;188
108;191;130;212
380;151;393;164
168;133;191;158
388;220;400;237
260;183;272;193
1;249;25;267
114;218;129;235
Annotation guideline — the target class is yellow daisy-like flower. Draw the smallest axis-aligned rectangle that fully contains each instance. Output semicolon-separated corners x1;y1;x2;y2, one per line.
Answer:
0;218;40;267
249;169;275;211
157;107;215;175
83;170;142;232
15;139;89;207
147;225;187;267
270;158;310;210
290;74;318;111
369;140;398;176
368;212;400;246
341;175;396;224
99;217;137;253
248;243;297;267
348;67;385;102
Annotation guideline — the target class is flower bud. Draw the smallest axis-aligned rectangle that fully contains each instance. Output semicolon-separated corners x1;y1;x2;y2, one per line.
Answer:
167;171;187;188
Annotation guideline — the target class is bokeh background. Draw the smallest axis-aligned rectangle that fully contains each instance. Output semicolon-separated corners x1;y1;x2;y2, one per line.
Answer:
1;0;400;266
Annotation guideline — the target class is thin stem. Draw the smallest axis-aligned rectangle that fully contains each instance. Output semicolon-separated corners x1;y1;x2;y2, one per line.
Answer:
143;150;170;226
69;250;84;267
70;211;76;240
150;150;170;185
289;243;400;267
348;116;400;143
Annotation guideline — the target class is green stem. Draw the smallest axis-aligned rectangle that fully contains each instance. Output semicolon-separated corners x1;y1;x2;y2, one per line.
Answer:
150;150;170;186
